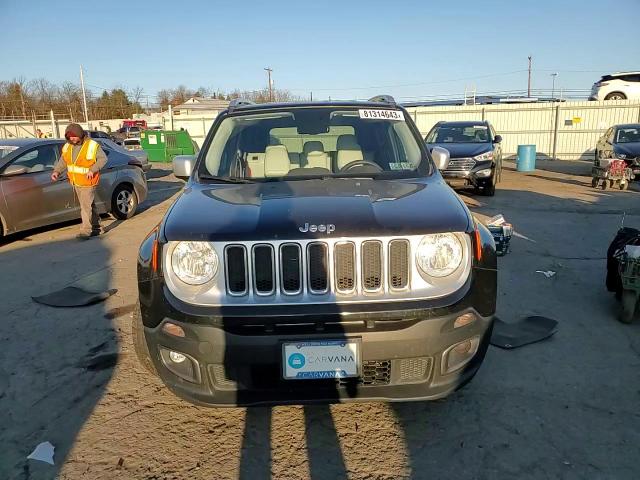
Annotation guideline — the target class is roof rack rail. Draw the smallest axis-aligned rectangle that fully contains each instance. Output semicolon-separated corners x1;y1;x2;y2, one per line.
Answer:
367;94;396;105
228;99;255;112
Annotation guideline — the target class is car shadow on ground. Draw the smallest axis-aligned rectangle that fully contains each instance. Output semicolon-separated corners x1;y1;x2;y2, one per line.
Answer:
145;164;175;180
0;236;117;480
522;174;592;188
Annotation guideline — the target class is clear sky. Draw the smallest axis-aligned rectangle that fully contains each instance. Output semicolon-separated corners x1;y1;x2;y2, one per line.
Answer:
1;0;639;102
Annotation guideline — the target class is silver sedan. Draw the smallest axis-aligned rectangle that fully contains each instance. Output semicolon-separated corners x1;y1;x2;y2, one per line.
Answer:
0;138;148;238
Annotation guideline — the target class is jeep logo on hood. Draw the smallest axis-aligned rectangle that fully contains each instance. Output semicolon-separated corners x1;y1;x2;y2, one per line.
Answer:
299;223;336;234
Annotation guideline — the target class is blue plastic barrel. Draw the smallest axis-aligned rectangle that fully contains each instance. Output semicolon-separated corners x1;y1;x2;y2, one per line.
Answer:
516;145;536;172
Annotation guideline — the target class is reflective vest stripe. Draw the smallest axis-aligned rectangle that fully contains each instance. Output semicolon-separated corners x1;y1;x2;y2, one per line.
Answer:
86;140;98;160
67;165;90;174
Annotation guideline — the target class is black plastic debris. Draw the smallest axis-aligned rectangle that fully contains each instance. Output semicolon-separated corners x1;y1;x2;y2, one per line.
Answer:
32;286;117;308
491;316;558;349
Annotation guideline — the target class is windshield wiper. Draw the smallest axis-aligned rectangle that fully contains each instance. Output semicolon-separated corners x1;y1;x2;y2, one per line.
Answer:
198;174;254;184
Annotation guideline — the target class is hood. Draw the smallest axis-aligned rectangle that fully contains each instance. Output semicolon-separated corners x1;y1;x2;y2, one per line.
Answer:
163;177;471;242
427;142;492;159
615;142;640;158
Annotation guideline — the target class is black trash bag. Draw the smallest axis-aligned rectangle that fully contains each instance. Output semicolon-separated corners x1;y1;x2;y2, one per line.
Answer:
33;286;117;307
606;227;640;294
490;316;558;349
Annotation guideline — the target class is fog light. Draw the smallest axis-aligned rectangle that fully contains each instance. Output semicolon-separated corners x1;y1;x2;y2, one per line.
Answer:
442;336;480;374
169;351;186;363
162;322;186;338
454;312;476;328
476;168;492;178
159;347;200;383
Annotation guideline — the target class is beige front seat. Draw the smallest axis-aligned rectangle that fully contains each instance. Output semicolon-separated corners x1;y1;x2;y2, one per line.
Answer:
336;135;364;170
302;141;330;169
264;145;291;177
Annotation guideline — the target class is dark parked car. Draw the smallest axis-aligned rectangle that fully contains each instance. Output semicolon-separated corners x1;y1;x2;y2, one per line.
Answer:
425;121;502;196
595;124;640;177
0;138;147;238
134;97;497;407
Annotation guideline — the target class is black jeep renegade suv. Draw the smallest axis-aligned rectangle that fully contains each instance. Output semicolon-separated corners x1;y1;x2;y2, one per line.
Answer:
134;96;497;407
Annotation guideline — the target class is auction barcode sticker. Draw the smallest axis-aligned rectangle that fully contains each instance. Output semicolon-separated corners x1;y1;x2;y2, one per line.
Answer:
359;109;405;121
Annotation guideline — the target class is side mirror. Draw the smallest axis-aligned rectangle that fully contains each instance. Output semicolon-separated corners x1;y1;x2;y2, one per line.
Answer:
173;155;196;180
431;146;450;170
494;135;503;144
2;164;29;176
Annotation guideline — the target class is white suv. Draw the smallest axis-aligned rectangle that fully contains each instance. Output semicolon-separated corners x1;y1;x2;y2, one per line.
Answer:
590;72;640;101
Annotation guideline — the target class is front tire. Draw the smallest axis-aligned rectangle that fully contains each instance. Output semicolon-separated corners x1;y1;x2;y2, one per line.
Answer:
482;177;496;196
111;184;138;220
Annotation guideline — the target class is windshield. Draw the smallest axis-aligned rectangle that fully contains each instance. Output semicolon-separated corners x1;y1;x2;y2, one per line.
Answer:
0;146;19;159
197;107;427;181
426;124;491;143
616;127;640;143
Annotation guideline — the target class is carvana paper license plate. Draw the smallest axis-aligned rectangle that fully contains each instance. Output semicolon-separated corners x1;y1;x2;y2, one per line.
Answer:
282;340;360;380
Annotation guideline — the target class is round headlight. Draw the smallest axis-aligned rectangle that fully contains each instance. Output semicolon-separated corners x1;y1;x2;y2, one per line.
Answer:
416;234;463;278
171;241;218;285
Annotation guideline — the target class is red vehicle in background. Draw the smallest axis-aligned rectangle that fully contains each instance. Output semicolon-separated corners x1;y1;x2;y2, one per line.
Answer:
114;120;148;144
122;119;147;129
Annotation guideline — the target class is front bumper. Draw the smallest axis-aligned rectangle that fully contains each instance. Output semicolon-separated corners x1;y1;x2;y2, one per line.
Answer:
442;160;494;187
139;268;496;407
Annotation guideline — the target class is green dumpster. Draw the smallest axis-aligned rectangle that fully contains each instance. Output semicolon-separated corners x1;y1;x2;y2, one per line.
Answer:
140;129;199;162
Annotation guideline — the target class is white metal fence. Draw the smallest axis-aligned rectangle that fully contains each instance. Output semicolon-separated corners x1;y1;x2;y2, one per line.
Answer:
406;100;640;161
2;101;640;160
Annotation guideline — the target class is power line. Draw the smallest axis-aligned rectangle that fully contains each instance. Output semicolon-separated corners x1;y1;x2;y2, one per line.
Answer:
288;70;529;93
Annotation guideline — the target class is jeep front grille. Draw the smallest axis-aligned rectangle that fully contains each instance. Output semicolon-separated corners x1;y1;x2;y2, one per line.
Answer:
334;242;356;293
446;158;476;172
389;240;410;290
225;246;248;295
307;243;329;293
280;244;302;294
362;241;383;291
223;238;412;298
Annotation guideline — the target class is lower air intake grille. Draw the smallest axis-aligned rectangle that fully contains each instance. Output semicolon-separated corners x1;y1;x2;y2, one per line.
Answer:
362;360;391;385
399;357;433;383
226;246;247;294
389;240;409;289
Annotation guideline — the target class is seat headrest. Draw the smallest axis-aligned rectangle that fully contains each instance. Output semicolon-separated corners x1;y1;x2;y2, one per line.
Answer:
264;145;290;177
337;135;361;150
303;141;324;154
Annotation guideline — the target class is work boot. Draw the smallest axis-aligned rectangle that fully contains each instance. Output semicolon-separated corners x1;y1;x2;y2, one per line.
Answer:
76;232;100;240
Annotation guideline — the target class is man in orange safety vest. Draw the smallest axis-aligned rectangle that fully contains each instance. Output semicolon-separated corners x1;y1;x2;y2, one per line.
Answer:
51;123;107;239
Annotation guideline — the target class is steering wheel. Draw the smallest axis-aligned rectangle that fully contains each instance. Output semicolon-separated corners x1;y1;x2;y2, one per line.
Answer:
339;160;383;172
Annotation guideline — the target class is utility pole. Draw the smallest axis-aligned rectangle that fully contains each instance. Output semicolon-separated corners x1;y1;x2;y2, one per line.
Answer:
310;91;313;102
527;56;532;98
264;67;273;102
551;73;558;101
79;65;89;124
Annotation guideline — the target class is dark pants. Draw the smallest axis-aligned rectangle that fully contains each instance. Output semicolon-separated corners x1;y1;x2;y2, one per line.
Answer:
74;186;100;235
